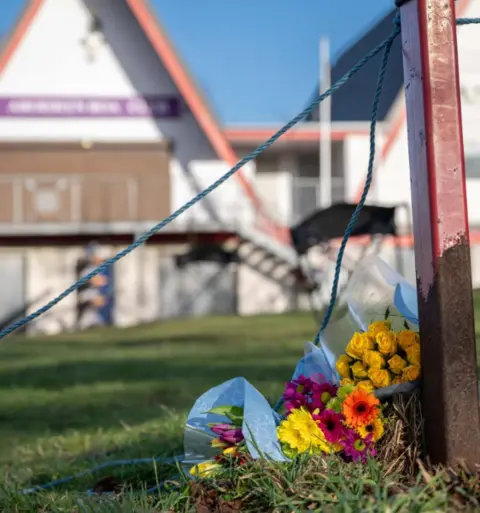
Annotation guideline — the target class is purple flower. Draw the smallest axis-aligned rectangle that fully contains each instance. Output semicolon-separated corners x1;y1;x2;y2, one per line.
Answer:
283;375;316;411
311;382;338;411
284;375;339;413
342;429;376;463
219;428;244;445
210;423;233;435
283;382;305;411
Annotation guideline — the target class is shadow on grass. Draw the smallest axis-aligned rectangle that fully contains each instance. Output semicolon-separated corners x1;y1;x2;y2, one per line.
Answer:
16;333;235;351
0;315;310;490
26;427;184;489
0;355;294;437
0;351;297;390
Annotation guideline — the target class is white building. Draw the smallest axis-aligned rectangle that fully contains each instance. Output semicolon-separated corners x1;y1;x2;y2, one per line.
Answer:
0;0;478;333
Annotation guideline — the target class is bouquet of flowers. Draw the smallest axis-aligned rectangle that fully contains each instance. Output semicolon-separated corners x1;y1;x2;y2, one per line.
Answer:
184;377;286;477
189;405;250;477
184;257;417;477
335;315;421;392
277;375;384;462
189;377;385;476
319;255;420;398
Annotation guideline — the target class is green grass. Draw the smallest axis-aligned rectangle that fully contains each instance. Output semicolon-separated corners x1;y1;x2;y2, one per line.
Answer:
0;300;479;512
0;312;316;511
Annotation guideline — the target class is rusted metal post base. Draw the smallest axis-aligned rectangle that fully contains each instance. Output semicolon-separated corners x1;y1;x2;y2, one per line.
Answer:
399;0;480;466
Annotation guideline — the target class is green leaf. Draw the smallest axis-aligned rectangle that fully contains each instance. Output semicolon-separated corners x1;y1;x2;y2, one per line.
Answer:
206;405;235;416
206;405;244;425
326;397;342;413
280;443;298;459
227;416;243;427
384;307;391;320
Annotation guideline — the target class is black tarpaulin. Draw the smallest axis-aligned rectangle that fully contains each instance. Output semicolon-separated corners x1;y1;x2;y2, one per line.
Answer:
175;244;239;267
290;203;397;255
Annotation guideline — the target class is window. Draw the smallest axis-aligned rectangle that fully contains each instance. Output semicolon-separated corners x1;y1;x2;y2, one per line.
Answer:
466;154;480;179
464;141;480;179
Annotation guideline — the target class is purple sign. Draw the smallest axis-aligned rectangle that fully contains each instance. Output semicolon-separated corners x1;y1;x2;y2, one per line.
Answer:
0;95;182;118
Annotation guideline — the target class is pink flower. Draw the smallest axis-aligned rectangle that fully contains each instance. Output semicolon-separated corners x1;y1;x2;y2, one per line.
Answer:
283;375;339;413
219;428;244;445
210;423;233;435
283;375;323;411
318;383;338;404
342;430;376;463
311;382;338;411
283;375;312;411
315;409;346;444
210;422;244;445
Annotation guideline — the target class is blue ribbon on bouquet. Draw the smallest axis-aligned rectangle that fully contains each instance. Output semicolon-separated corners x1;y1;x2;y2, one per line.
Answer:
394;282;419;326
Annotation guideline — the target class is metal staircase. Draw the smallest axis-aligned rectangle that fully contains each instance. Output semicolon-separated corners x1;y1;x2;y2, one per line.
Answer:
232;224;301;288
224;172;312;295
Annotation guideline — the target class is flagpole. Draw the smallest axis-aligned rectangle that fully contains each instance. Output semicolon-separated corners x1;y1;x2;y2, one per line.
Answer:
319;36;332;208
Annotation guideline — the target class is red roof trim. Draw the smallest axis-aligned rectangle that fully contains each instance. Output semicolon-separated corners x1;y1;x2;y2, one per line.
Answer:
125;0;288;241
226;128;369;143
126;0;236;165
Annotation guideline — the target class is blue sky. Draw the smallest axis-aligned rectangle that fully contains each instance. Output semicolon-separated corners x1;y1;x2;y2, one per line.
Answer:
0;0;394;124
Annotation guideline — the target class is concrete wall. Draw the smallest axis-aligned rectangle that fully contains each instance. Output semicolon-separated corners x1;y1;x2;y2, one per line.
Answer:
2;243;293;335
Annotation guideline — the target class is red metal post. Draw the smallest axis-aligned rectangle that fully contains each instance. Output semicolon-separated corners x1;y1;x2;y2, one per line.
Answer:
398;0;480;466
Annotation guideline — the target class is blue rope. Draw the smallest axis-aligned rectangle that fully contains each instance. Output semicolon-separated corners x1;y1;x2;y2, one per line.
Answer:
0;33;396;341
457;17;480;25
21;455;183;494
312;21;399;345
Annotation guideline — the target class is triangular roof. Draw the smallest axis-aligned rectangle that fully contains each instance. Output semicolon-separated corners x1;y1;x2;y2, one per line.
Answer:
0;0;237;165
306;8;403;123
0;0;288;238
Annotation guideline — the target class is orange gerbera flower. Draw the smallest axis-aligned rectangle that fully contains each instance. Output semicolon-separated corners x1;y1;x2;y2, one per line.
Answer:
342;389;380;428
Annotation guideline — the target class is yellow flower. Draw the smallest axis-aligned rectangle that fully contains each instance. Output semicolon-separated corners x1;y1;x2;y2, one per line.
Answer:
402;365;421;382
277;407;339;454
351;361;368;379
363;350;386;369
190;461;221;477
356;417;384;442
388;354;408;375
356;380;375;394
336;354;353;378
368;368;392;389
368;320;392;337
392;376;403;385
340;378;355;386
405;343;421;366
211;438;229;449
376;331;398;356
346;332;372;360
361;332;376;348
397;330;419;350
223;446;238;456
